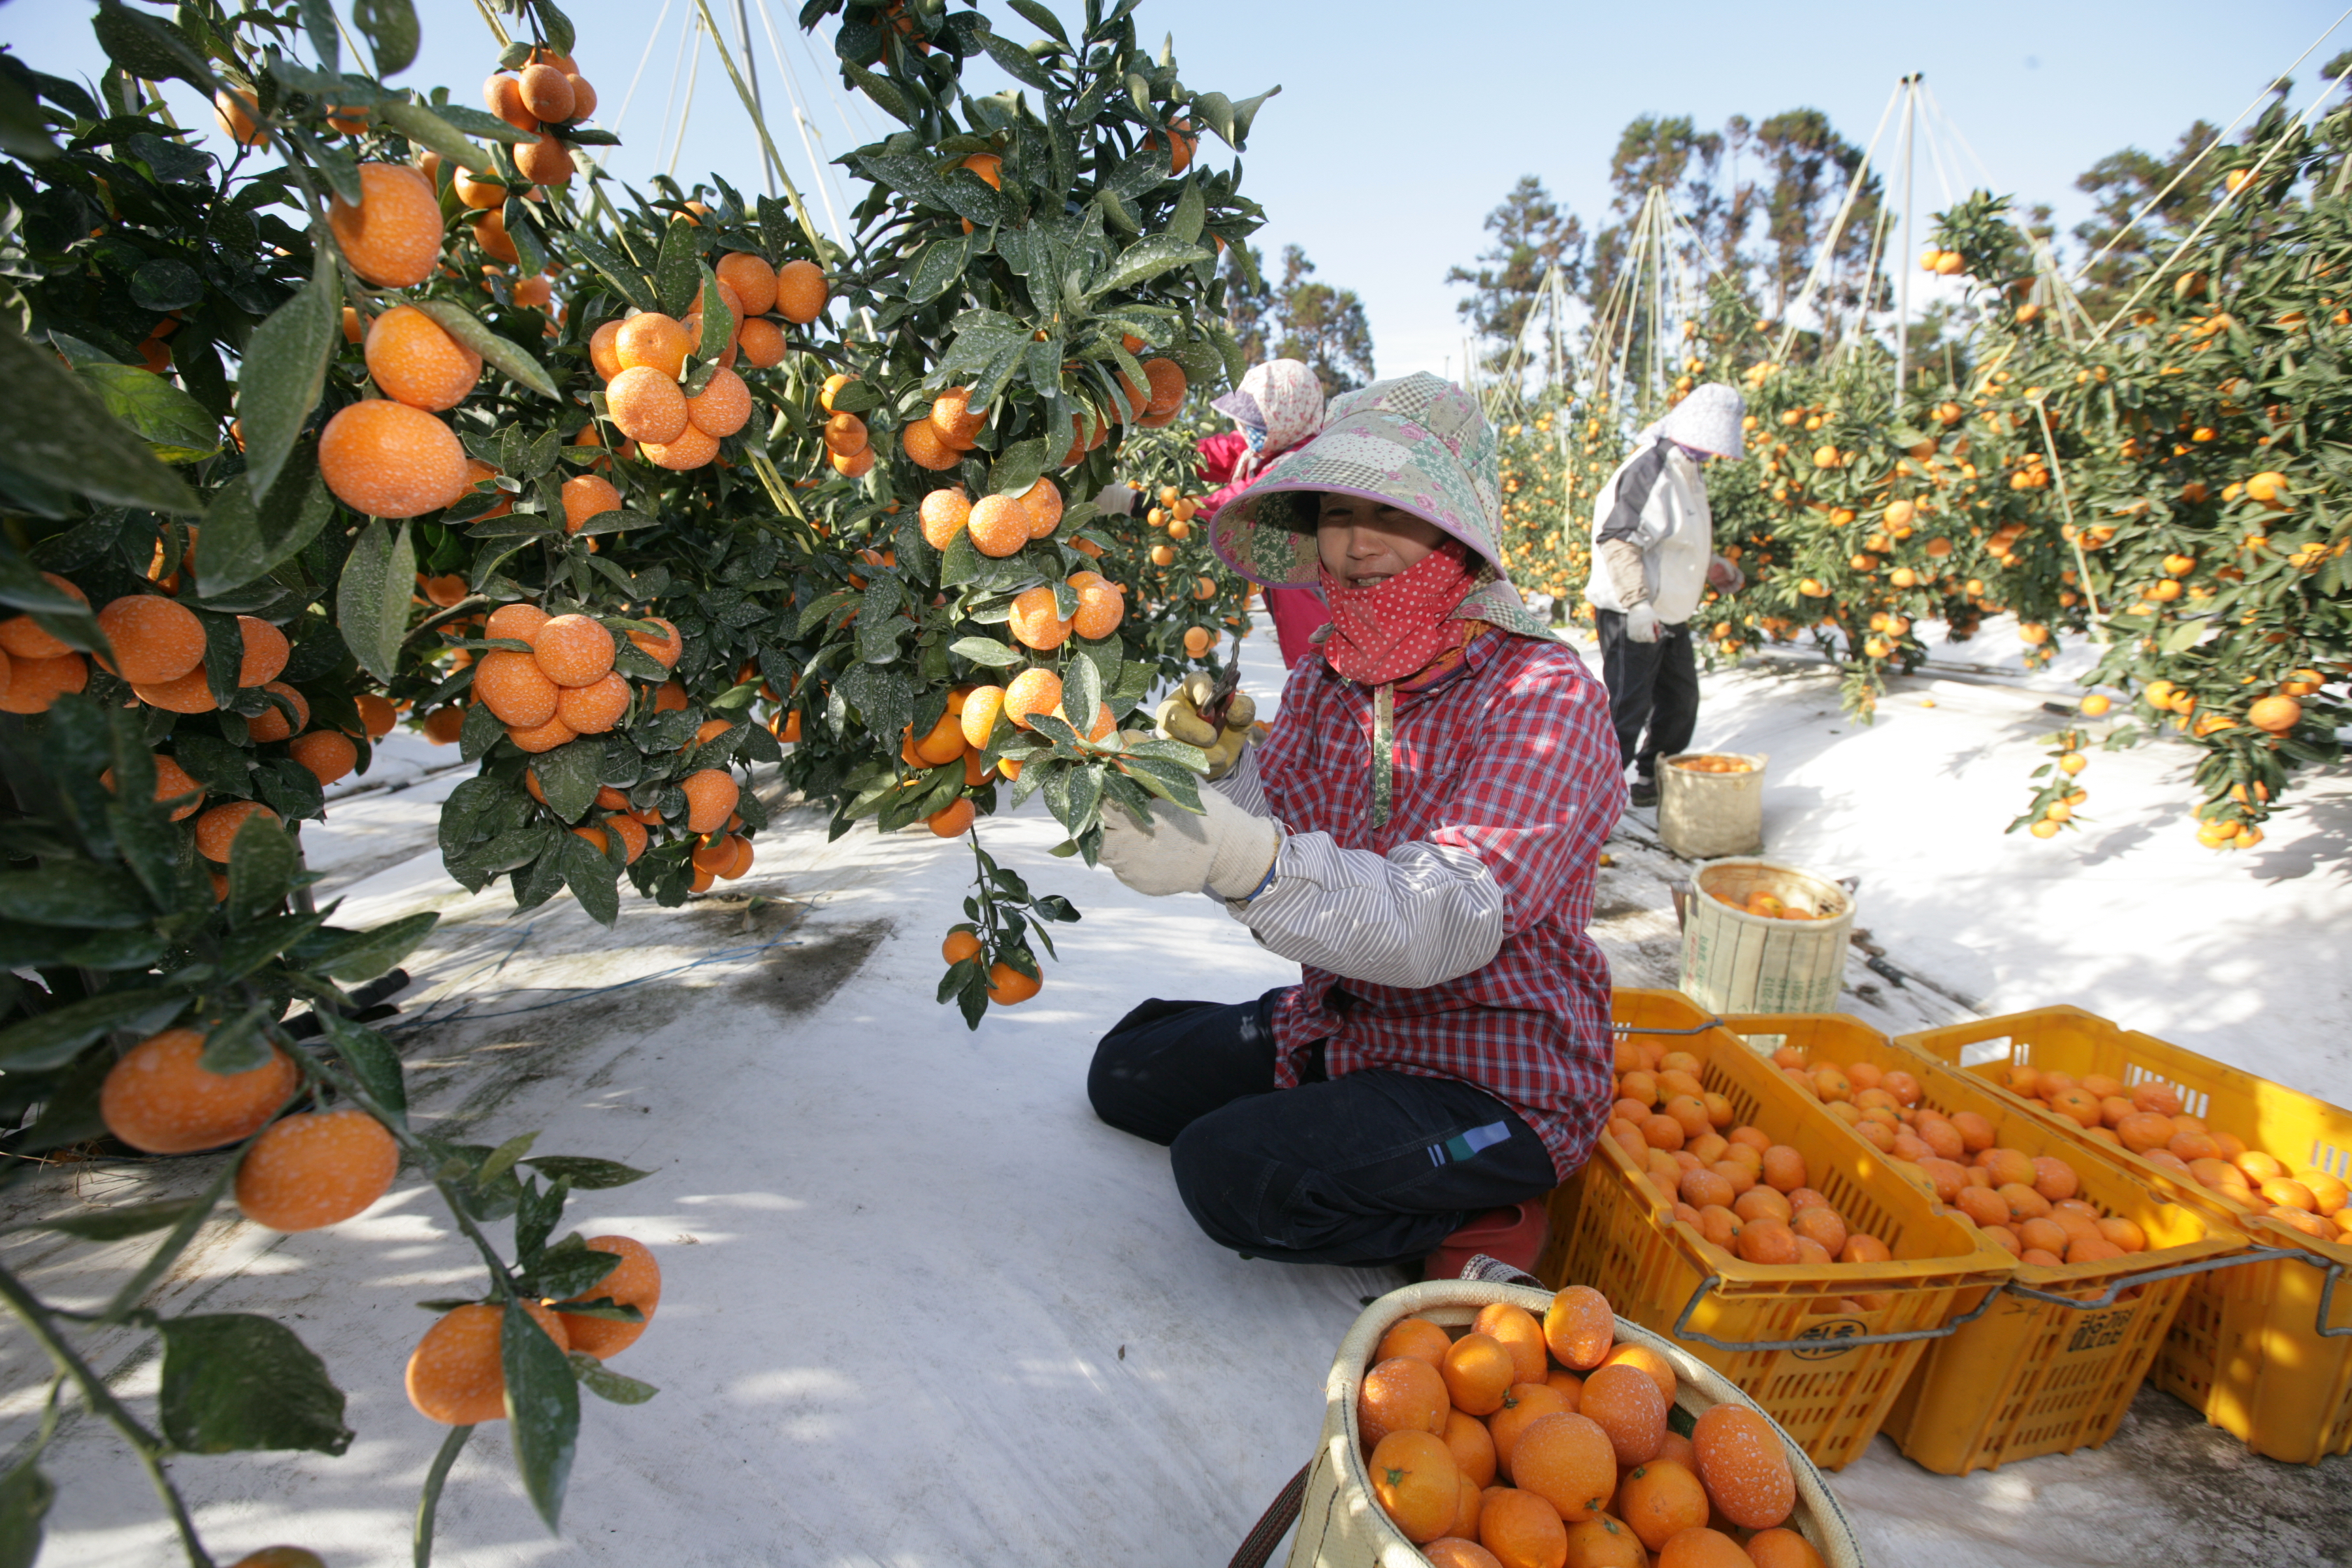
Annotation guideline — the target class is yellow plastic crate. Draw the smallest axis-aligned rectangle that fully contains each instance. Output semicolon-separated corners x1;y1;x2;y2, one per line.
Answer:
1533;990;2014;1470
1727;1009;2255;1475
1899;1006;2352;1464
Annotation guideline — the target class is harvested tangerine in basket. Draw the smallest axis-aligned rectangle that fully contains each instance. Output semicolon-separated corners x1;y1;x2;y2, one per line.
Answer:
1358;1355;1449;1448
1690;1403;1794;1529
1544;1286;1614;1371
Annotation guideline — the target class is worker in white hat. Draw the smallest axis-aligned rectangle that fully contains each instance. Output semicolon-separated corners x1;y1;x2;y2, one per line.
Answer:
1584;382;1747;808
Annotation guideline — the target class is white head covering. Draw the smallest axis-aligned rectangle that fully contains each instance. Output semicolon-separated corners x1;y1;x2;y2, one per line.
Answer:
1210;359;1326;482
1648;382;1746;459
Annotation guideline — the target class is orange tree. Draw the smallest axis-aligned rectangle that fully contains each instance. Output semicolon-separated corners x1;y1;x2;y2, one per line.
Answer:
1;1;666;1560
1684;99;2347;850
772;0;1276;1022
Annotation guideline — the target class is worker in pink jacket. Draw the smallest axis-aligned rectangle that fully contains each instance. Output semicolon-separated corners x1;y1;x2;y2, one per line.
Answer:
1083;374;1624;1277
1195;359;1330;668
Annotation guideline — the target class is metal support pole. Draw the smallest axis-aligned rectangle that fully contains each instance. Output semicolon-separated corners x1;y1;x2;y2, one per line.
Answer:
1894;74;1918;412
730;0;775;197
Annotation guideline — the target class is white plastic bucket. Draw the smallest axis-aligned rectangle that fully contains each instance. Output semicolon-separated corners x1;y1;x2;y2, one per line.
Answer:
1283;1279;1865;1568
1657;751;1767;860
1676;857;1855;1015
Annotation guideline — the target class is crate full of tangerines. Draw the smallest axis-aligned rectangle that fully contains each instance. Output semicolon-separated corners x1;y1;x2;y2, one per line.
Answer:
1289;1280;1862;1568
1535;990;2014;1469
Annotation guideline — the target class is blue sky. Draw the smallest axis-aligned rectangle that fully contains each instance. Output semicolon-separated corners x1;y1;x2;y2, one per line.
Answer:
7;1;2348;376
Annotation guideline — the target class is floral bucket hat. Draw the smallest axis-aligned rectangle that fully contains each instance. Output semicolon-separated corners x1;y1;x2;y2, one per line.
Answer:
1208;372;1552;640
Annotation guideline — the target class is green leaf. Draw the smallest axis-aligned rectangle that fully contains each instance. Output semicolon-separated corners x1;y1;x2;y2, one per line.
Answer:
337;519;414;684
989;436;1051;498
521;1155;650;1189
554;829;621;926
415;1424;470;1568
979;27;1055;90
237;262;339;501
92;0;214;90
842;63;917;127
195;446;335;596
319;1013;408;1122
432;101;536;145
949;636;1022;668
0;864;153;929
129;257;204;313
503;1298;580;1530
20;1197;208;1242
353;0;421;75
0;1452;50;1568
1005;0;1070;44
0;988;186;1071
569;1352;659;1405
1087;235;1212;301
299;0;339;71
562;229;657;314
226;812;300;924
199;1003;275;1074
303;910;439;982
528;1235;620;1299
653;220;700;317
1168;178;1205;246
158;1313;353;1456
1062;652;1103;732
538;0;578;57
0;322;199;512
0;922;164;970
532;740;601;822
693;261;735;363
476;1131;540;1188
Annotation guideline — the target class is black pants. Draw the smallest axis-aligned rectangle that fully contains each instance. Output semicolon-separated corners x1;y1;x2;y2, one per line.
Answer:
1595;608;1700;778
1086;991;1558;1269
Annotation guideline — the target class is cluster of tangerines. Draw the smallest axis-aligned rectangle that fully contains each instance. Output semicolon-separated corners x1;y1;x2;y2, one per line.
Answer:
1765;1047;2153;1268
1123;480;1232;653
1360;1288;1814;1568
1603;1052;1895;1297
93;1020;662;1426
1709;885;1824;924
482;48;598;190
1979;1060;2351;1244
589;249;825;471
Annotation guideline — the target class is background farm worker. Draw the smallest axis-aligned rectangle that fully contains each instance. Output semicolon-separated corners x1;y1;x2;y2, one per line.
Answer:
1198;359;1331;668
1584;382;1748;808
1081;372;1622;1277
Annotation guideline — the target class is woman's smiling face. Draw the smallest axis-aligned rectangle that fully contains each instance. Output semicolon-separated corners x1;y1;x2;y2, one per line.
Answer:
1315;493;1447;586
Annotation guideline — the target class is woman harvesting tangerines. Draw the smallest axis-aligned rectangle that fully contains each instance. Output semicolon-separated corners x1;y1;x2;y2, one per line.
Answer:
1086;374;1623;1275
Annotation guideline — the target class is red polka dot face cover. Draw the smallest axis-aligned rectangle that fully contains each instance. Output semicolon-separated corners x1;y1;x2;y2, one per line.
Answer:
1316;532;1475;687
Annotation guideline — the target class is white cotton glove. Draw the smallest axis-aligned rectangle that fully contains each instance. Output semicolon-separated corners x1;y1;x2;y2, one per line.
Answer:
1625;602;1663;644
1093;483;1139;517
1156;672;1258;780
1097;786;1282;900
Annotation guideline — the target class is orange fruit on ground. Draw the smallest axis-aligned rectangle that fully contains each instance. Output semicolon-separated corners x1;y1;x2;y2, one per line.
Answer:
1480;1486;1569;1568
920;487;972;549
96;595;204;684
245;681;308;743
554;1234;662;1357
562;474;623;532
100;1028;299;1154
1544;1286;1616;1371
555;672;631;734
689;368;753;438
928;797;976;838
1021;477;1064;536
193;800;280;862
287;729;357;786
327;163;442;288
942;929;984;966
318;400;468;517
235;615;289;686
1510;1413;1618;1524
529;613;615;687
1443;1331;1516;1417
985;962;1041;1004
1561;1515;1648;1568
235;1108;399;1230
485;602;549;643
1378;1316;1453;1367
0;652;86;713
1443;1404;1500;1488
1426;1535;1505;1568
775;259;827;323
615;312;693;378
1744;1527;1827;1568
960;685;1007;749
606;365;691;444
736;316;786;367
681;768;738;834
930;386;986;447
1488;1382;1571;1476
715;251;777;316
1473;1303;1550;1386
1690;1404;1793;1529
406;1301;570;1424
627;616;683;668
1002;668;1062;730
642;421;719;471
1360;1354;1450;1448
365;305;480;411
1657;1527;1756;1568
1008;585;1073;651
1579;1363;1667;1467
968;493;1032;556
1616;1460;1708;1552
1368;1428;1460;1543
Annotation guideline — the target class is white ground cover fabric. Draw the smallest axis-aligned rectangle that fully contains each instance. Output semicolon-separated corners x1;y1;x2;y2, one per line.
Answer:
8;615;2347;1567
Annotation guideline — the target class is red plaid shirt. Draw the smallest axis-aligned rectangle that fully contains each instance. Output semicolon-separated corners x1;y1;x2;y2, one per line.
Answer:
1256;632;1623;1179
